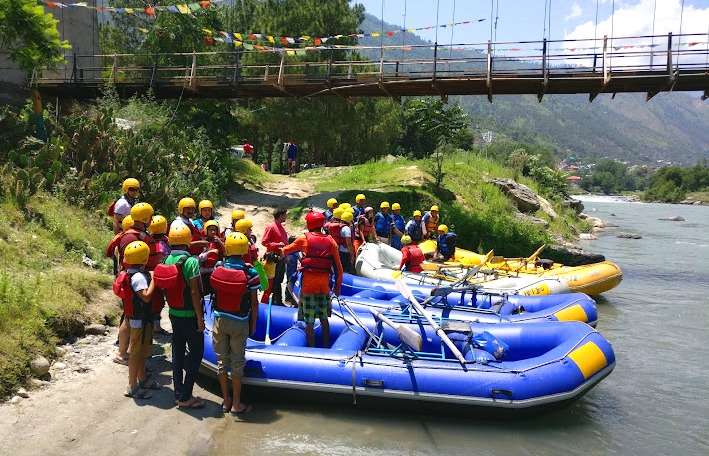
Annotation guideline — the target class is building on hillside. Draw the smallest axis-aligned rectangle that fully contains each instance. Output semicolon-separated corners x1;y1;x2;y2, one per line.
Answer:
0;2;100;104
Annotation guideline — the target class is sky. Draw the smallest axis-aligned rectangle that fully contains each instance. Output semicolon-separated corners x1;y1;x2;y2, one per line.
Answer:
355;0;709;46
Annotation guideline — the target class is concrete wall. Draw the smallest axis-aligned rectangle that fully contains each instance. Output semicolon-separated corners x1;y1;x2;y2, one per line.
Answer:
0;2;100;100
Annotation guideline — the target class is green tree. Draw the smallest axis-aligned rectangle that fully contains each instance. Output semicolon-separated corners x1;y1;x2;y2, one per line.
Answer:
401;98;471;158
0;0;69;74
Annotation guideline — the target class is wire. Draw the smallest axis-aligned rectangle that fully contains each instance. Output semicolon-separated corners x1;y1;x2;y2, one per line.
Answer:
542;0;548;40
677;0;686;68
380;0;385;61
547;0;552;42
401;0;407;60
435;0;441;44
593;0;599;46
650;0;657;68
449;0;456;60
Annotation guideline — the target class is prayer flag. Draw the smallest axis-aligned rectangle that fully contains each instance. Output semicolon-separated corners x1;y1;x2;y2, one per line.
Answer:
177;4;190;14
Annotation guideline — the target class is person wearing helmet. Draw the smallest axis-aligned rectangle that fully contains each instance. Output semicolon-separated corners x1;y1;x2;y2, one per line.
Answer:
325;209;355;273
354;207;376;255
399;235;425;273
155;225;205;409
235;219;258;264
148;215;171;336
405;210;425;244
390;203;406;249
353;194;367;219
323;198;338;221
281;211;343;348
193;200;215;231
224;208;247;237
210;232;261;414
260;207;289;305
112;240;155;399
171;197;208;256
434;224;457;262
374;201;393;245
198;220;224;295
111;178;140;234
423;205;440;240
110;202;154;365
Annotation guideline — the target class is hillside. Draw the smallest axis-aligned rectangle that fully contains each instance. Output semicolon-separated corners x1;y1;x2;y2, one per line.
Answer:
359;14;709;165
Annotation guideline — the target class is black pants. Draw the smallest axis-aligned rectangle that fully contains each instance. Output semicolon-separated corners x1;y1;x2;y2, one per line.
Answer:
170;316;204;402
272;258;286;305
339;250;352;274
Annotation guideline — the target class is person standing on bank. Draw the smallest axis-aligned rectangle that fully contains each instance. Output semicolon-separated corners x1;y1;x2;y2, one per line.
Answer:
111;178;140;234
260;208;289;305
286;140;298;176
282;211;343;347
210;232;260;414
153;224;205;409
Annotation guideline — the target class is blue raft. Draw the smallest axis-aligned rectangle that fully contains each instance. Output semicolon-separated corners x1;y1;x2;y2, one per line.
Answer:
289;272;599;326
202;299;615;409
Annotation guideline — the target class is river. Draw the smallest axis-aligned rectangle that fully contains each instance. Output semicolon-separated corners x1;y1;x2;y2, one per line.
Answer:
227;196;709;456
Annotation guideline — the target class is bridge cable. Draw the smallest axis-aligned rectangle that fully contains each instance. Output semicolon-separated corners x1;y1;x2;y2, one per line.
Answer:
380;0;384;63
547;0;552;42
593;0;599;49
610;0;615;70
542;0;548;40
493;0;500;50
650;0;657;68
401;0;407;61
435;0;441;44
449;0;456;62
676;0;686;68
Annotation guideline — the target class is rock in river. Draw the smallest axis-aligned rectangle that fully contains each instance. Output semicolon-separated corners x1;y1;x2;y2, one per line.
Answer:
30;356;50;377
485;178;540;213
658;216;685;222
617;233;642;239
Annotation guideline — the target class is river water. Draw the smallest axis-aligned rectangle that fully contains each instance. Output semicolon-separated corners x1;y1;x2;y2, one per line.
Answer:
230;197;709;456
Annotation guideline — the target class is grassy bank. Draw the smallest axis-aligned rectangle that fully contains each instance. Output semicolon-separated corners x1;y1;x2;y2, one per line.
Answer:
299;155;589;259
0;195;114;399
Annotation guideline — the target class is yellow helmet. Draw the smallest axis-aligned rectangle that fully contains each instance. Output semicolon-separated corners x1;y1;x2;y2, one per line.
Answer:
340;211;353;223
437;224;449;233
204;220;220;233
178;197;196;214
121;215;134;232
122;178;140;194
235;218;253;234
380;201;390;209
231;209;246;223
198;199;213;211
401;235;412;245
355;193;366;203
148;215;167;235
392;203;401;211
130;202;154;224
430;205;439;212
326;198;338;209
339;203;352;211
168;224;192;246
332;207;344;219
123;240;149;265
224;232;249;256
413;210;422;217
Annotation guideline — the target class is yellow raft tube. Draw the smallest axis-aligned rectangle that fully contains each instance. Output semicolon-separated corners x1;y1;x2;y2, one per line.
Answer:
418;241;623;296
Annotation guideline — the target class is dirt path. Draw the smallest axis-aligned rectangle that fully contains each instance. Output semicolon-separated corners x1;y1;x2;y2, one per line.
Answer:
0;176;333;456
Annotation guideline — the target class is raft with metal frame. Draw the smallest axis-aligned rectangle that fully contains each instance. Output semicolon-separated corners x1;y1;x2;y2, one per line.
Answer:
201;297;615;409
418;240;623;296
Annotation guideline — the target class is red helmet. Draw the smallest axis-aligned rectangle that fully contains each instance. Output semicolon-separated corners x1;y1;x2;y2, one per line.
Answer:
305;211;326;230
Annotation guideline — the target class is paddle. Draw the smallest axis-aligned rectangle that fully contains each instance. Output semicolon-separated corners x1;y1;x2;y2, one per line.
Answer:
525;244;547;264
372;310;423;352
395;280;468;367
264;297;273;345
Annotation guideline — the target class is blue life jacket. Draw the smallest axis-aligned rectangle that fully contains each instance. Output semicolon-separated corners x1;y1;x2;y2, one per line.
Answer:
374;212;392;237
390;214;406;249
323;209;333;221
438;232;457;258
406;219;424;242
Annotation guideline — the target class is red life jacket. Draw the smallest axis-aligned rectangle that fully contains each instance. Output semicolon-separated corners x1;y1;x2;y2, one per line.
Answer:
152;256;193;311
188;222;204;255
112;270;151;320
105;232;123;258
300;232;335;273
147;235;170;271
203;239;224;269
210;266;250;317
113;229;151;267
357;215;374;239
325;221;348;247
150;289;165;315
402;245;425;273
243;239;258;265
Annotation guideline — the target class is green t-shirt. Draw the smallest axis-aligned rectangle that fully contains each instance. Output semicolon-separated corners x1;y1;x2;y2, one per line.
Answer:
163;250;201;318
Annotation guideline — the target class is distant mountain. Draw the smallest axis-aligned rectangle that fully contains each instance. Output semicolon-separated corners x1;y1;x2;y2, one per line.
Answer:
359;14;709;165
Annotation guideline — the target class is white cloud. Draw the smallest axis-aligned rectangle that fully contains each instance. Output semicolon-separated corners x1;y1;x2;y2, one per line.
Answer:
565;3;583;21
562;0;709;67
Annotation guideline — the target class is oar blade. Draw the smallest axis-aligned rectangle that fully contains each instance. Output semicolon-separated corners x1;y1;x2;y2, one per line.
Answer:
398;326;423;352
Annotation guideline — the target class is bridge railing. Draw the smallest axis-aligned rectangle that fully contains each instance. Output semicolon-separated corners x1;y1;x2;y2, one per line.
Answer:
33;33;708;91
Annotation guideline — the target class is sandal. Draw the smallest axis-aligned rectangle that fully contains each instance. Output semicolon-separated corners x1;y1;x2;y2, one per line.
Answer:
113;356;129;366
231;403;253;414
125;386;152;399
177;397;205;409
139;379;161;390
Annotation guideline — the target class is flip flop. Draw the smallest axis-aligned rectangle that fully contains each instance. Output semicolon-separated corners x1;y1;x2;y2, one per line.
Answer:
231;403;253;415
221;399;233;414
125;386;152;399
177;397;205;409
139;379;161;390
113;356;129;366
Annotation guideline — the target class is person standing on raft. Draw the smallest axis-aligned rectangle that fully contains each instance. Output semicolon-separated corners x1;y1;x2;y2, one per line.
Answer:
281;211;343;348
399;235;425;273
210;232;260;415
261;208;289;305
